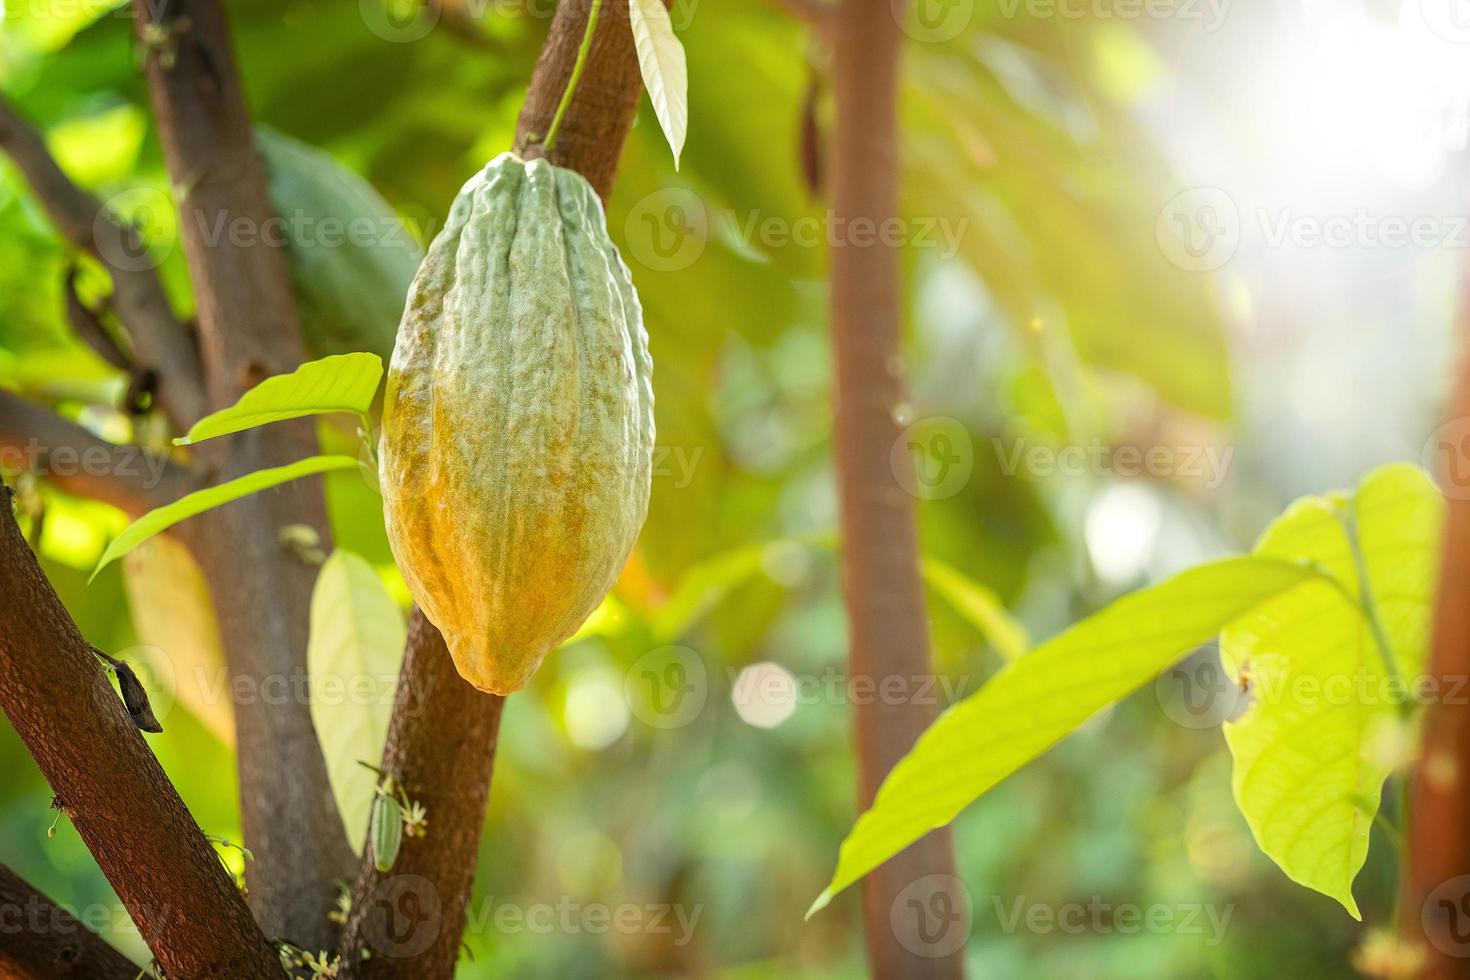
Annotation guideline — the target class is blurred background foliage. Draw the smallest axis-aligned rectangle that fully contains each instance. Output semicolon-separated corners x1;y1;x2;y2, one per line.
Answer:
0;0;1462;976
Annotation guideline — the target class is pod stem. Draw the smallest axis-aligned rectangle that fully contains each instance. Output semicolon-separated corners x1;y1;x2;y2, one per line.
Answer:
543;0;604;152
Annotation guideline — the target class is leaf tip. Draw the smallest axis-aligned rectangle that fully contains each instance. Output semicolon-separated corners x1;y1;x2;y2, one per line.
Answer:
805;888;834;921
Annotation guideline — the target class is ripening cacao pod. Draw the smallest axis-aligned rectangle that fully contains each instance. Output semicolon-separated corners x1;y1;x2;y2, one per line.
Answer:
380;153;655;695
256;128;423;360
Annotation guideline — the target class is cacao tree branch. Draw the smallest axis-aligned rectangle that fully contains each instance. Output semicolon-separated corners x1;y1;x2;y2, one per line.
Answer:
338;5;654;974
1400;296;1470;976
338;610;505;977
130;0;354;948
0;864;140;980
826;0;965;974
0;490;281;979
0;95;205;430
0;391;196;518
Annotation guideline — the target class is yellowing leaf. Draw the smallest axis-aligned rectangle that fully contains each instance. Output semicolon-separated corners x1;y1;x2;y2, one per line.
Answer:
629;0;689;168
175;352;382;445
307;550;407;852
810;555;1323;916
1221;463;1443;918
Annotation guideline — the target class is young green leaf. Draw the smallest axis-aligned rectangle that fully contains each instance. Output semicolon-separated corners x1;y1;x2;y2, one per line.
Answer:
174;352;382;446
809;555;1325;917
91;455;360;579
308;550;406;853
1221;463;1443;918
629;0;688;168
921;558;1029;662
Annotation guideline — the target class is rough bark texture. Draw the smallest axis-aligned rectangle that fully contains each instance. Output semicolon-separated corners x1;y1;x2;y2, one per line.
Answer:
0;865;139;980
338;6;649;973
130;0;353;948
827;0;965;975
514;0;646;200
1402;320;1470;977
338;610;504;978
0;495;280;979
0;95;204;431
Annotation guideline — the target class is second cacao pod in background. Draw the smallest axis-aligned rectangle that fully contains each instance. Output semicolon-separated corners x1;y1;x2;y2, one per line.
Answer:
379;153;655;695
257;128;423;361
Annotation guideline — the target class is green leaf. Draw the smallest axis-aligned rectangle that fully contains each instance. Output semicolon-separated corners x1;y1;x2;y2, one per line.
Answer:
629;0;688;168
1221;463;1443;918
91;455;360;579
308;550;406;853
809;555;1324;917
921;558;1029;662
174;352;382;445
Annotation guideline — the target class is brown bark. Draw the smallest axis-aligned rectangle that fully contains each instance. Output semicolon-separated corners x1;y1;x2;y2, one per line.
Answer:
514;0;647;200
1402;312;1470;975
338;6;651;974
0;96;204;431
337;610;504;978
827;0;965;975
0;494;280;979
0;865;139;980
130;0;354;948
0;391;195;518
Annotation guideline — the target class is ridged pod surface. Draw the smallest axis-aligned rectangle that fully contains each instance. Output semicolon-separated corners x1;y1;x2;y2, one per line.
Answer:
380;153;654;694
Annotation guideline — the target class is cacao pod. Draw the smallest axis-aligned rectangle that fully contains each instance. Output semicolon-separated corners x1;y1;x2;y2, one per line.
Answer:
370;790;402;873
380;153;654;695
256;128;423;360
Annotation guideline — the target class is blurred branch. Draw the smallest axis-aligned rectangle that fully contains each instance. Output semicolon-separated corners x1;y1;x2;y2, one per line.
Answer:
826;0;964;975
1401;295;1470;975
130;0;354;948
0;864;140;980
338;609;505;977
0;491;281;979
0;95;205;431
338;5;654;973
0;390;196;518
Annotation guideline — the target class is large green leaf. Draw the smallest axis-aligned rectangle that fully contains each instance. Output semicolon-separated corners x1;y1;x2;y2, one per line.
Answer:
175;352;382;446
810;555;1324;915
307;549;406;852
1220;463;1443;918
91;455;360;579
